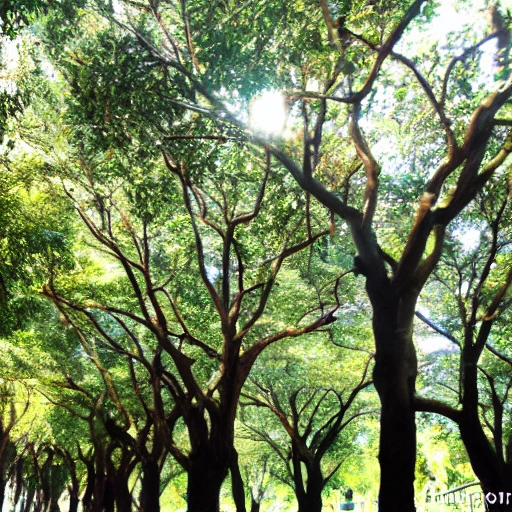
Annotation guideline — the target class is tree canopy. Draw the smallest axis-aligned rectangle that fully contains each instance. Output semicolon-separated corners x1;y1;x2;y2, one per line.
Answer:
1;0;511;511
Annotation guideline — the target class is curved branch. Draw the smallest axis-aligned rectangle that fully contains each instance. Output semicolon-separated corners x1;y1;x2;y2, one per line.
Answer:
441;33;499;108
349;104;380;230
414;396;462;423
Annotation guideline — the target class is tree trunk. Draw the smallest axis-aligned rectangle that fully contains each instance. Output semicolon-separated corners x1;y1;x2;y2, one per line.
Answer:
13;458;24;507
140;459;160;512
49;499;61;512
291;447;307;512
186;446;229;512
250;496;261;512
81;460;95;512
296;491;323;512
0;476;5;512
372;293;418;512
23;488;35;512
230;449;247;512
112;475;132;512
102;478;115;512
68;490;79;512
459;349;512;512
33;489;43;512
184;392;238;512
300;463;324;512
64;453;80;512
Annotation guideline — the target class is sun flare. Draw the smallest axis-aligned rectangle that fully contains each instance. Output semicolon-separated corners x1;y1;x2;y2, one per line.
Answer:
249;90;287;138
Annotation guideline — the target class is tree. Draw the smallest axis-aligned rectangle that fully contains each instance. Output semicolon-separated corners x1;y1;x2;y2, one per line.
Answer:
21;17;349;507
54;1;512;509
11;0;512;509
415;180;512;511
0;382;29;512
241;352;373;512
41;148;341;511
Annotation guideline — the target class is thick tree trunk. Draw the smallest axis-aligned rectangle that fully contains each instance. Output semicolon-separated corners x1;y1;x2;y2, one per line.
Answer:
81;460;95;512
185;372;241;512
68;490;79;512
140;459;160;512
102;478;115;512
90;475;106;512
186;445;229;512
291;452;323;512
90;449;108;512
49;499;61;512
296;492;322;512
300;464;324;512
458;412;503;490
372;294;418;512
112;475;132;512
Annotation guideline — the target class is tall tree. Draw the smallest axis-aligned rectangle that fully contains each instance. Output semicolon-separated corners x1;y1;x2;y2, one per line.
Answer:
23;19;347;508
415;180;512;511
13;0;512;509
241;353;373;512
62;1;512;510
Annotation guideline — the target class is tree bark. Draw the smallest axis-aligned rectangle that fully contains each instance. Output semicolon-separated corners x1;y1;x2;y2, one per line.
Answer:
62;452;80;512
459;348;512;512
102;478;114;512
23;488;35;512
372;292;418;512
184;364;242;512
68;490;79;512
290;450;323;512
81;458;95;512
49;499;61;512
250;497;261;512
13;458;24;507
301;462;324;512
230;449;247;512
140;459;160;512
111;475;132;512
186;444;229;512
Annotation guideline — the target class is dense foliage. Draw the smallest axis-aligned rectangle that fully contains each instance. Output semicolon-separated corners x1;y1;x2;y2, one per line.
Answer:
1;0;511;511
